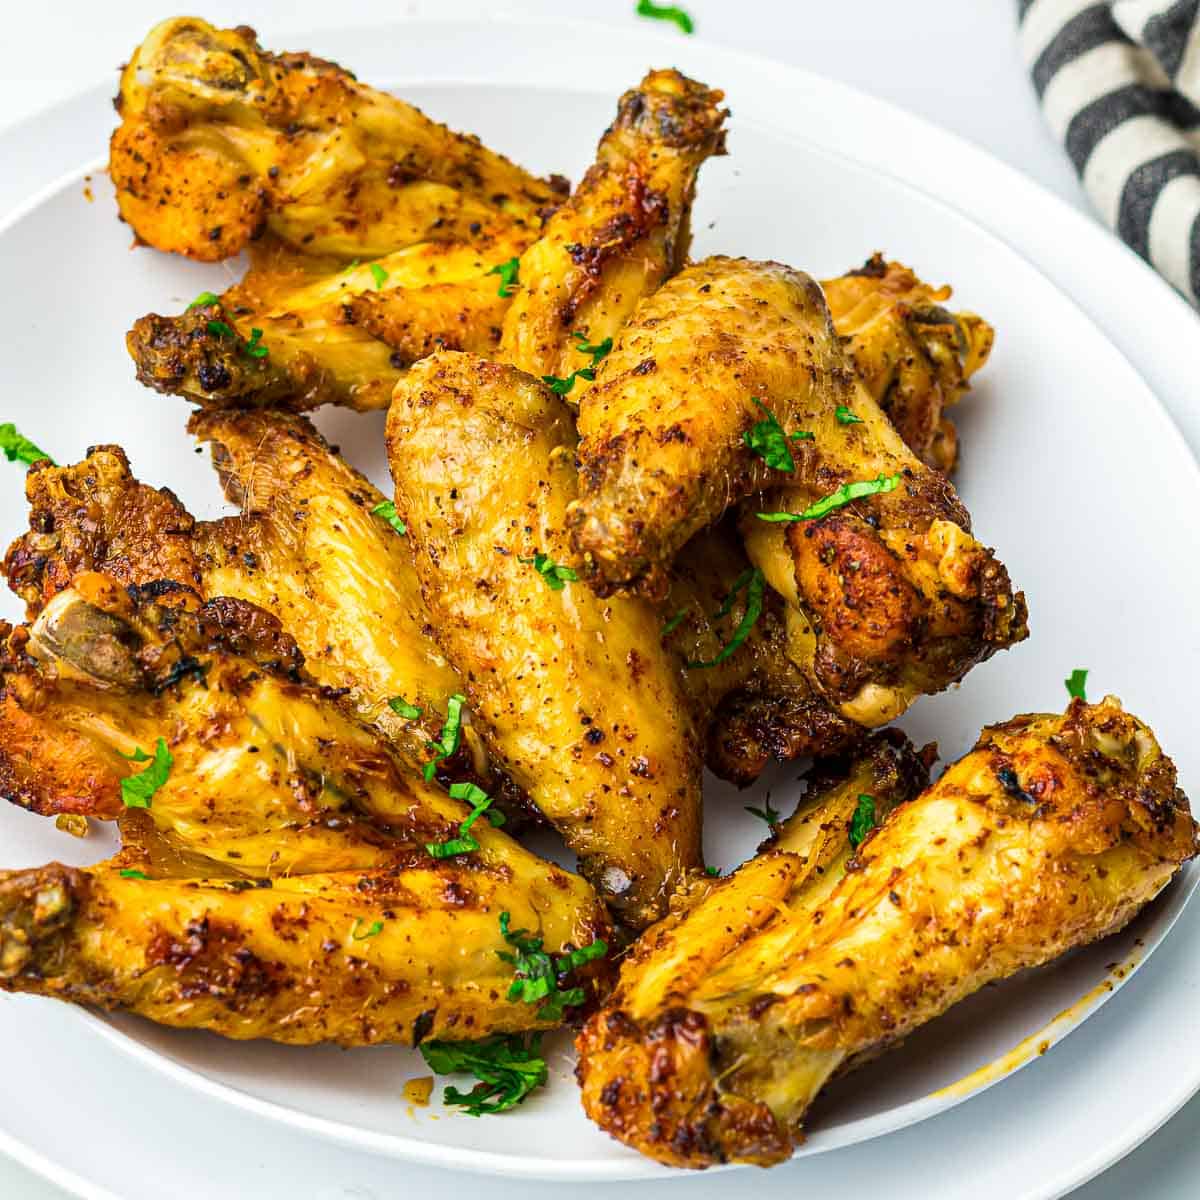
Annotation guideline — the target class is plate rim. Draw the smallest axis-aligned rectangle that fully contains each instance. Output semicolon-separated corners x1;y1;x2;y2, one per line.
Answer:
2;11;1199;1191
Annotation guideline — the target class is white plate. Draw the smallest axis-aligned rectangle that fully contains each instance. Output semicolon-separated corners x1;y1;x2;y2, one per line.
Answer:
1;14;1199;1186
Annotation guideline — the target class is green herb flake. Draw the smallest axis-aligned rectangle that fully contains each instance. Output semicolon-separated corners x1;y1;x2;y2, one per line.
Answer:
745;795;782;827
1065;668;1089;702
423;693;468;781
661;607;689;637
243;327;269;359
541;369;591;396
496;911;607;1022
572;331;613;370
705;865;720;877
635;0;695;34
835;405;863;425
756;473;902;523
369;262;389;289
119;869;149;880
187;290;221;309
371;499;407;535
387;696;422;720
0;423;54;467
206;319;236;340
849;794;877;848
420;1033;549;1116
426;782;505;859
343;258;361;274
120;737;173;809
743;398;807;472
687;567;765;669
488;257;521;297
542;332;613;396
519;551;578;591
350;918;384;941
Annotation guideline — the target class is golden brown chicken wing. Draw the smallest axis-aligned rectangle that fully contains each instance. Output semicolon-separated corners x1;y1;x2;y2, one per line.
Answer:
577;698;1196;1167
110;17;566;261
387;351;702;928
823;254;994;472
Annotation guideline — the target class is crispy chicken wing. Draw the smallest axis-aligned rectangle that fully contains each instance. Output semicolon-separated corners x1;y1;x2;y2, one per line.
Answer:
110;17;566;261
387;351;702;928
824;254;994;472
568;255;1026;725
499;70;726;390
577;699;1196;1167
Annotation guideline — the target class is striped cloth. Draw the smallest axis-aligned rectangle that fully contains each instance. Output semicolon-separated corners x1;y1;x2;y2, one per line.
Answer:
1019;0;1200;304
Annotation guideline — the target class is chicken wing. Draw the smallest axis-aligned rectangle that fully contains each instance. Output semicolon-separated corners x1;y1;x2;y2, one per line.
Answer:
577;698;1196;1167
569;255;1026;726
823;254;994;472
387;351;702;928
110;17;566;261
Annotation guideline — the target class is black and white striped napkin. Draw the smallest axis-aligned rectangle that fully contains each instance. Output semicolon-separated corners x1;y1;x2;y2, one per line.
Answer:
1019;0;1200;304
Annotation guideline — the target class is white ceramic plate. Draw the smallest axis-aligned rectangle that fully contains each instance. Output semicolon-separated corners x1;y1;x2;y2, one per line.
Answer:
1;15;1199;1186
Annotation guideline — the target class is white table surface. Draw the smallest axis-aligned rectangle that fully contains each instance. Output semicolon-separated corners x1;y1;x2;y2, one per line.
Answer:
0;2;1195;1197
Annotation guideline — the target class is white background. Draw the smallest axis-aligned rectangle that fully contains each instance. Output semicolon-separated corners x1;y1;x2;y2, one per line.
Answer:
0;1;1196;1197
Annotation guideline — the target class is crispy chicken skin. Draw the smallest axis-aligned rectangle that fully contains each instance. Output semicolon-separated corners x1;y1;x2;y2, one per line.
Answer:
387;351;702;928
110;18;566;261
577;700;1197;1167
500;70;727;390
127;232;527;412
568;255;1025;726
823;254;994;473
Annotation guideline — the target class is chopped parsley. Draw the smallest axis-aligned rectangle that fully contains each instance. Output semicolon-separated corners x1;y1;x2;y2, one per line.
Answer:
425;781;504;858
243;327;269;359
369;262;389;289
519;551;578;591
497;911;607;1022
350;918;384;940
849;794;877;848
420;1033;548;1116
119;737;173;809
0;423;54;467
743;398;810;472
371;499;407;535
835;405;863;425
687;567;765;669
201;305;269;360
206;318;237;339
423;693;468;781
387;696;422;720
704;865;720;877
745;795;782;826
119;869;149;880
635;0;695;34
661;607;689;637
541;330;613;395
1065;668;1088;701
488;257;521;297
187;290;221;309
343;258;361;274
756;473;901;523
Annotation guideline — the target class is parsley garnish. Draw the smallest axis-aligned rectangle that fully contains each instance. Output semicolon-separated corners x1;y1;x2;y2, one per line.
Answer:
687;567;765;669
372;499;407;535
343;258;361;274
541;330;613;395
350;918;384;940
206;318;236;339
704;865;720;877
369;262;389;289
387;696;422;720
0;424;54;467
572;331;613;368
661;607;689;637
743;398;810;472
243;327;269;359
1065;668;1088;701
745;795;782;826
119;737;173;809
201;307;269;360
425;781;504;858
756;473;901;523
519;552;578;591
497;911;607;1022
488;257;521;297
423;693;467;781
119;869;148;880
187;290;221;309
421;1034;548;1116
835;405;863;425
849;794;877;848
635;0;695;34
